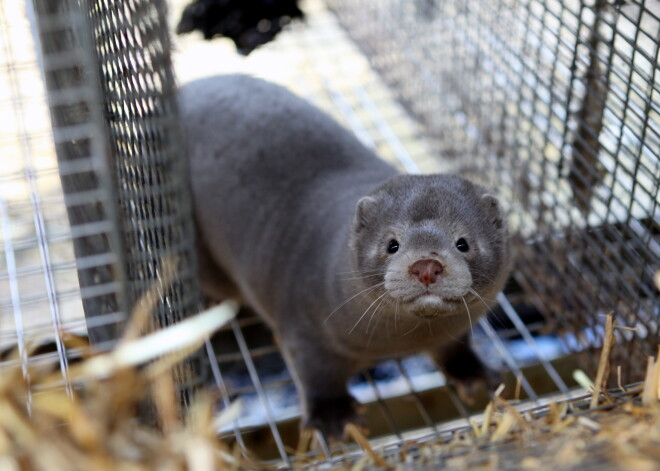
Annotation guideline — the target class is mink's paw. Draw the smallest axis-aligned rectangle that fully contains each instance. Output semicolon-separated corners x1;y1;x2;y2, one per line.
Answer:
440;345;502;405
303;394;367;442
448;365;502;405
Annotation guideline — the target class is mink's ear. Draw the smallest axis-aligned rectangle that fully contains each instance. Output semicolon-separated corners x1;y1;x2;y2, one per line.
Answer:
481;194;505;231
353;196;378;233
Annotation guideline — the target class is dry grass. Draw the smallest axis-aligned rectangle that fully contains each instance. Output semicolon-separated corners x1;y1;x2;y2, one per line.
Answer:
0;288;272;471
1;306;658;471
324;315;660;470
330;381;659;471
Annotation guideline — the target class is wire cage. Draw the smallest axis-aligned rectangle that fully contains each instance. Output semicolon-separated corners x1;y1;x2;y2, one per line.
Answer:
0;0;658;468
0;0;203;401
327;0;659;386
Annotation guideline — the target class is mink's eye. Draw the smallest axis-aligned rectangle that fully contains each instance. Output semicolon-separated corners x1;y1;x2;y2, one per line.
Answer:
387;239;400;254
455;238;469;252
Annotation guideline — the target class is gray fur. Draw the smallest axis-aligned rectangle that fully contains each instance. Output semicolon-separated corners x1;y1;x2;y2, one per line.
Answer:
180;75;511;439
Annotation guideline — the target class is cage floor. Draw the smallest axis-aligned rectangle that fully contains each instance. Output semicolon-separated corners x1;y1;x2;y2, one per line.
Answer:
168;0;582;466
292;383;660;471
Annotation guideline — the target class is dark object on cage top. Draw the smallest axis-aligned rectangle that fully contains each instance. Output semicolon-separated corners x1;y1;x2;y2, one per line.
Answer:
176;0;304;55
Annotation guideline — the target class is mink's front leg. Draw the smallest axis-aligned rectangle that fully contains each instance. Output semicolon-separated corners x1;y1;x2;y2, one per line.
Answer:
279;335;365;441
430;334;501;403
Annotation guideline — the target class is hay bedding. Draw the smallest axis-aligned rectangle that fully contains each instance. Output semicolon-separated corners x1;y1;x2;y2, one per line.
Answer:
0;292;268;471
1;297;658;471
325;380;659;471
311;314;659;471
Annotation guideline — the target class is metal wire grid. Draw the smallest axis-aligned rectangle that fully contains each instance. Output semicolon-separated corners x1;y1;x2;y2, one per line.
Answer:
0;0;101;395
0;0;204;400
30;0;130;351
166;0;578;463
86;0;202;346
53;0;203;390
294;386;643;470
327;0;660;382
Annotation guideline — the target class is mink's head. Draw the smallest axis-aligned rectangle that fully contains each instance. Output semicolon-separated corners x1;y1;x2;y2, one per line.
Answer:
350;174;511;319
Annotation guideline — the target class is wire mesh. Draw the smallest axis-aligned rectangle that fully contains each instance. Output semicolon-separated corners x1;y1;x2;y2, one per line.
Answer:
86;0;206;396
0;0;98;396
0;0;203;402
327;0;659;383
30;0;129;350
85;0;201;334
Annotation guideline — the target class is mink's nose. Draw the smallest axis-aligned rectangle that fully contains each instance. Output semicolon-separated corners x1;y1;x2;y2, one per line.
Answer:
409;259;444;286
